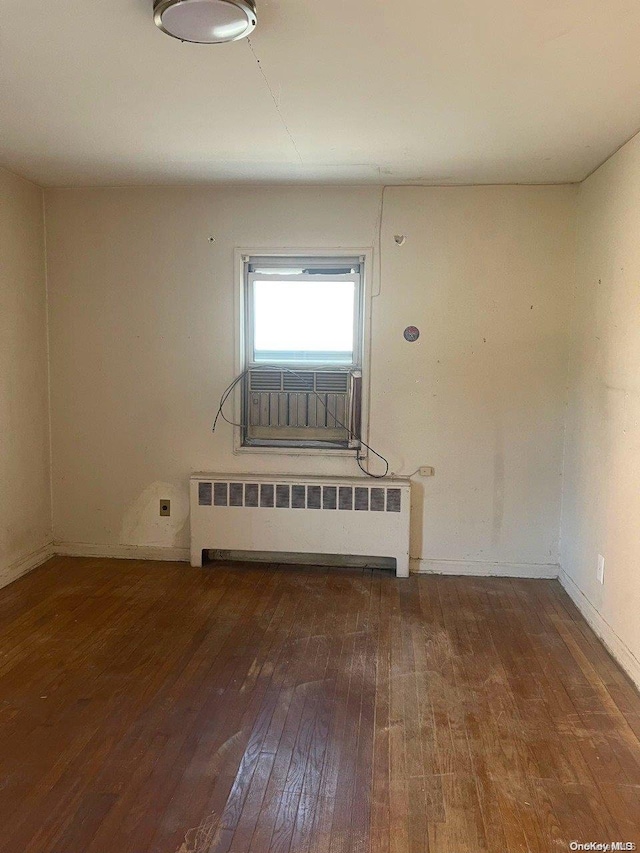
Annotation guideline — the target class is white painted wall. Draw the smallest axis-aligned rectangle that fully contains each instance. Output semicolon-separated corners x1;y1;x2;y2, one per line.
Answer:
561;132;640;687
45;185;576;574
381;187;576;574
0;167;51;586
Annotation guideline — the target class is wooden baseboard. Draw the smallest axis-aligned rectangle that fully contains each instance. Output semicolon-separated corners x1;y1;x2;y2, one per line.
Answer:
54;542;190;562
0;542;54;590
410;558;559;578
559;568;640;691
0;542;562;588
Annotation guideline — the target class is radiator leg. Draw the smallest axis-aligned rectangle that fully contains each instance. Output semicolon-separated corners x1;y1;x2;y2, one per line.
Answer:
190;546;203;568
396;555;410;578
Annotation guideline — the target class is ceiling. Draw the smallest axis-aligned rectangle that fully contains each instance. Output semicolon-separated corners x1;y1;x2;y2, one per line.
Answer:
2;0;640;187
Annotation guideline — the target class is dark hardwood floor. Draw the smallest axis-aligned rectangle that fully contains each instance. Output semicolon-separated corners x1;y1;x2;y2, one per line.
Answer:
0;557;639;852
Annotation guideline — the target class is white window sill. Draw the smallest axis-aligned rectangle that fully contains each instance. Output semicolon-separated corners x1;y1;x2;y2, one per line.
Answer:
233;444;361;458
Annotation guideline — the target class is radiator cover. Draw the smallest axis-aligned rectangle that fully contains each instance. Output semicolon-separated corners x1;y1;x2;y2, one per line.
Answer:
190;473;411;577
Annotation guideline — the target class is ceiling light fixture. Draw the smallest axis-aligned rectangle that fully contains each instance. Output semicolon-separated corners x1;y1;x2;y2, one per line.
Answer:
153;0;257;44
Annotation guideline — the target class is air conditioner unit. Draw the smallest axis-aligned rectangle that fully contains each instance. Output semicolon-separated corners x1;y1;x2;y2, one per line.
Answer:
243;368;361;449
190;473;411;577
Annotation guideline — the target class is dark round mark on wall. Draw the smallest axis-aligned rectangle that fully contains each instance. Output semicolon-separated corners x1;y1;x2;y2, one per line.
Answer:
403;326;420;342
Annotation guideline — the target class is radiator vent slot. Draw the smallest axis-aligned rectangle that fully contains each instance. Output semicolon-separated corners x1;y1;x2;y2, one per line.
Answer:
370;488;385;512
386;489;402;513
260;483;274;508
307;485;322;509
276;485;290;509
354;487;369;511
229;483;244;507
339;487;353;511
198;482;212;506
291;485;306;508
323;486;337;510
245;483;259;507
200;482;402;513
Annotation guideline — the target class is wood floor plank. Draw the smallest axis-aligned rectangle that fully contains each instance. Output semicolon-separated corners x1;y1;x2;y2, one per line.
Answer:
0;559;639;853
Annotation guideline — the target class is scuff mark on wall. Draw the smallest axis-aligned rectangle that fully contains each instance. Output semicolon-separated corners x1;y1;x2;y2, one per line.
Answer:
492;418;505;547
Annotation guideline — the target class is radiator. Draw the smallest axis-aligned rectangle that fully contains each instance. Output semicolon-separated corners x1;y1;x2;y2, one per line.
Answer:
190;473;411;577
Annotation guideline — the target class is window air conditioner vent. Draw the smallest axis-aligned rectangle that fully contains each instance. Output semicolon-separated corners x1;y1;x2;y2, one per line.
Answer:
315;372;349;392
249;371;282;391
244;369;358;447
283;373;315;392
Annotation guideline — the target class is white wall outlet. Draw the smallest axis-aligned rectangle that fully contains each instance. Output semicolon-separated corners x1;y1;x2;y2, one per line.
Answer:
597;554;605;584
419;466;435;477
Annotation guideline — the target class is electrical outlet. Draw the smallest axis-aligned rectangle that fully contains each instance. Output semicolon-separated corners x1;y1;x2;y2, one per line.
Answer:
597;554;605;584
160;500;171;517
419;466;435;477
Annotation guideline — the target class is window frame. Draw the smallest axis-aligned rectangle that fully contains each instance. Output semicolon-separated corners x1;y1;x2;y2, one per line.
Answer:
233;248;373;457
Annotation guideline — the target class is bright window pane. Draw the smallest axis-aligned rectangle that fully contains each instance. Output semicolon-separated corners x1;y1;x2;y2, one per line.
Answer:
253;280;355;362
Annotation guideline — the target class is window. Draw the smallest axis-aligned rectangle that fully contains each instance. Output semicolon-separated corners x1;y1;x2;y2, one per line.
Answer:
239;254;367;451
252;279;356;364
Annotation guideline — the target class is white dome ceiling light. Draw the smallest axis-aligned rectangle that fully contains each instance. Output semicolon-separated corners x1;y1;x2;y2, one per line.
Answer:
153;0;257;44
